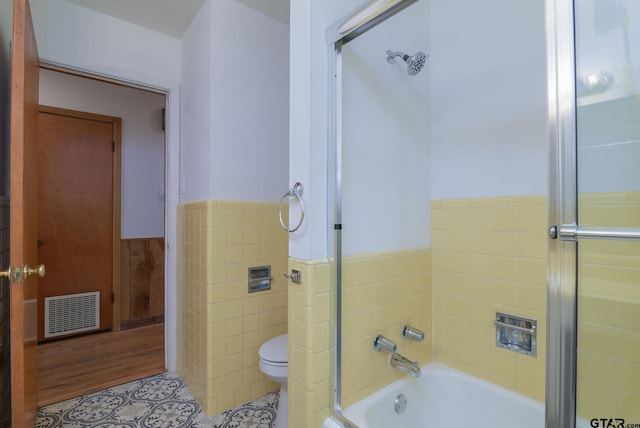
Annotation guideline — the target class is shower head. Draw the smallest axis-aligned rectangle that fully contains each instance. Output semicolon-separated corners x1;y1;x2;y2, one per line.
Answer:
386;50;428;76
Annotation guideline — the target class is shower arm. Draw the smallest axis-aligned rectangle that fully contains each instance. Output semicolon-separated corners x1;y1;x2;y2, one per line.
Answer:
386;50;408;64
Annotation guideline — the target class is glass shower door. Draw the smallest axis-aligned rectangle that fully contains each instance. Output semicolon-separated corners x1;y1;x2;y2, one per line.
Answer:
574;0;640;425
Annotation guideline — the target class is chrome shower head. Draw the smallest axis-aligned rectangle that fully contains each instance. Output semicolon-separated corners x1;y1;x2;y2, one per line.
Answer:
386;50;428;76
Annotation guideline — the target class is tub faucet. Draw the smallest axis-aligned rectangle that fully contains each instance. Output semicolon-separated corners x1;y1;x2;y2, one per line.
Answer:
388;352;421;378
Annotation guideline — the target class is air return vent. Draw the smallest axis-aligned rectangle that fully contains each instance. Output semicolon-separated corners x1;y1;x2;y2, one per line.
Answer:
45;292;100;338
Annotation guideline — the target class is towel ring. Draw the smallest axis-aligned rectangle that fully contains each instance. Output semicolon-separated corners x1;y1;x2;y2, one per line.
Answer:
279;182;305;232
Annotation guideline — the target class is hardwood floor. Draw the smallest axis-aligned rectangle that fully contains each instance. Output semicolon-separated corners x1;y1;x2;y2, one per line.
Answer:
37;323;165;407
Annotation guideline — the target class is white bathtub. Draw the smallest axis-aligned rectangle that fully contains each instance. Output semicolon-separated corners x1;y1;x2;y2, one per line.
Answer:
324;362;588;428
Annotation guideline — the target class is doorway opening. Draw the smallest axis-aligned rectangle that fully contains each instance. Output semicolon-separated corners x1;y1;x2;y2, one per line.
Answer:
35;66;168;405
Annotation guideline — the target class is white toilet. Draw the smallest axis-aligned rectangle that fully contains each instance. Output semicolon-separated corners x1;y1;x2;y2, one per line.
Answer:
259;334;288;428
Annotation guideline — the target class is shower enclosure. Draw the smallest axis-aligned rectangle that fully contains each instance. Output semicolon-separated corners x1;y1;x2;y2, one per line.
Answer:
549;0;640;426
326;0;640;427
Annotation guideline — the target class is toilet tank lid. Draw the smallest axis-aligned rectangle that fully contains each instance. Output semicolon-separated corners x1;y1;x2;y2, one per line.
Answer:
259;334;288;363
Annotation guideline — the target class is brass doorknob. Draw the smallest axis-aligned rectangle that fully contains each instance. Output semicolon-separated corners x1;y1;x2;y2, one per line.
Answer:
0;268;10;279
23;264;45;278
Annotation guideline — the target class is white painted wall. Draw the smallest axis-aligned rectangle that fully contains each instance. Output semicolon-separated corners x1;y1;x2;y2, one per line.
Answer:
30;0;180;85
341;1;430;256
578;98;640;193
180;0;289;203
30;0;182;371
575;1;640;194
180;0;212;203
290;0;549;259
428;0;548;199
575;0;640;105
39;69;166;239
289;0;364;260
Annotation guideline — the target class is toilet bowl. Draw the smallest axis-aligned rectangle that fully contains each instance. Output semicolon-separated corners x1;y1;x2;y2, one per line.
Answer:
259;334;288;428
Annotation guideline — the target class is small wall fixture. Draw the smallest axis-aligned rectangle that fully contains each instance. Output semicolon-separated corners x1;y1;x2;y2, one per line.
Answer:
386;49;428;76
279;182;305;233
494;312;537;357
402;325;425;342
373;335;397;353
283;269;302;284
248;265;272;293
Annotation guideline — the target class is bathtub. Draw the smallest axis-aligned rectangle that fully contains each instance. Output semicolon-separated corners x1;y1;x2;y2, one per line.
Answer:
324;362;588;428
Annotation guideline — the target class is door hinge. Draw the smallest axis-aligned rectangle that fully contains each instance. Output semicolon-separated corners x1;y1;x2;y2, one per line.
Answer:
112;292;115;303
112;141;115;152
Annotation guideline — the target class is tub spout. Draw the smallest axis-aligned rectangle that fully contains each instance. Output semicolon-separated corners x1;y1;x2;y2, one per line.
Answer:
388;352;421;378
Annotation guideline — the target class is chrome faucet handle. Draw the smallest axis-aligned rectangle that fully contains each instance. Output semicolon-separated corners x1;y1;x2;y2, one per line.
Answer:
373;335;397;353
402;325;425;342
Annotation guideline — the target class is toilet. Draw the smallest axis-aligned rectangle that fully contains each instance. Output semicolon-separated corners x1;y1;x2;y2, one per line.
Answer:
259;334;288;428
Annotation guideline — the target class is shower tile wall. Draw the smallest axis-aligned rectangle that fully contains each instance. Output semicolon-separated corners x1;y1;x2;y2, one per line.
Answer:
340;249;432;407
177;200;288;415
577;192;640;422
431;196;548;402
286;250;431;426
271;193;638;428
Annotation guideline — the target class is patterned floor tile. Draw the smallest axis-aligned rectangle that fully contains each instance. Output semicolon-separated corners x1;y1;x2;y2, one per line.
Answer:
37;373;279;428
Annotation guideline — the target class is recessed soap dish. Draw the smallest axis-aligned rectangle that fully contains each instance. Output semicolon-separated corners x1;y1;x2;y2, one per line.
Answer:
494;312;537;357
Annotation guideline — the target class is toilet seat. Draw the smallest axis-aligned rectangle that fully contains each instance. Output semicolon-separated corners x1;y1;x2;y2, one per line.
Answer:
261;359;287;367
259;334;288;365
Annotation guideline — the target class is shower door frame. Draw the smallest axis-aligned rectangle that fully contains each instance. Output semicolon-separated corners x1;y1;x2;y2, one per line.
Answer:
545;0;578;426
547;0;640;427
325;1;420;426
327;0;594;427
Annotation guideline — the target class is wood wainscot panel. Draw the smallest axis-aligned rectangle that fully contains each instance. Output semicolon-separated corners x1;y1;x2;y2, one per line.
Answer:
120;238;165;329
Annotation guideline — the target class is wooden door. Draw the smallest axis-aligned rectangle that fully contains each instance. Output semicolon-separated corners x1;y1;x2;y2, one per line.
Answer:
9;0;40;425
37;107;121;342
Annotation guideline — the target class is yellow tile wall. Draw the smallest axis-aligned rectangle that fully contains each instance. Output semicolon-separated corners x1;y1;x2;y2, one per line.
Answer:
288;258;334;428
176;200;289;416
174;192;639;425
431;196;548;402
340;248;432;407
577;192;640;422
286;249;431;427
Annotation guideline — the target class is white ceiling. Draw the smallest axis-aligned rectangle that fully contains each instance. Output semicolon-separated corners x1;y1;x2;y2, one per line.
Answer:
65;0;289;39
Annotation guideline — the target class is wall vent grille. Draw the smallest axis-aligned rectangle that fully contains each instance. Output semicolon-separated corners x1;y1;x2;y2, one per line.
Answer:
45;292;100;338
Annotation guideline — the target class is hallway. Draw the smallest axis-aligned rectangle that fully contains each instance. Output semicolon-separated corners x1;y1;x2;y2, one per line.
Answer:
37;323;165;407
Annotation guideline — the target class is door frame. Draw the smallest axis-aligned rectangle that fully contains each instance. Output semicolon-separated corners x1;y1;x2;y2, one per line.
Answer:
38;61;178;371
37;105;122;335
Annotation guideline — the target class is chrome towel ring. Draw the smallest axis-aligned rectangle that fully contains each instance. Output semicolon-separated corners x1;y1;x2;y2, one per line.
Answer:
279;182;305;232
